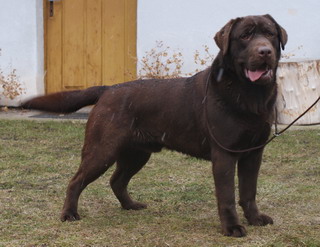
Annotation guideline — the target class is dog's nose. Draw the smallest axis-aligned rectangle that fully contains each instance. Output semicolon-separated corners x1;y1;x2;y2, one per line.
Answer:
258;46;272;57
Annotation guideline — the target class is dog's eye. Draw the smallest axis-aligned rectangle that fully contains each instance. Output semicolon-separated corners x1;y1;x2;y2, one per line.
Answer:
240;32;253;40
265;31;275;38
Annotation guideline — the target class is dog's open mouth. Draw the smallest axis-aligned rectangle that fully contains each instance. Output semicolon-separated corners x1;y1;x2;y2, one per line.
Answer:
245;68;273;82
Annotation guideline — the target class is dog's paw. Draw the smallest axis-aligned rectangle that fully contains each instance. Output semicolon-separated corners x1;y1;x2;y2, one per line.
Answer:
248;213;273;226
60;210;81;222
122;201;147;210
223;225;247;237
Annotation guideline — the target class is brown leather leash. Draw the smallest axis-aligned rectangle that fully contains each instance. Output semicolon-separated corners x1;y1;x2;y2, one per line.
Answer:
203;69;320;153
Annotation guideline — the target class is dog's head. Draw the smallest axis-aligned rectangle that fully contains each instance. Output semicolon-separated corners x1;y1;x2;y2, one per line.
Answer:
214;14;288;85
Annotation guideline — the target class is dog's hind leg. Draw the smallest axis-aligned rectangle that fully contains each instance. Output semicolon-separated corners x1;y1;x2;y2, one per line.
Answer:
110;148;151;210
60;150;116;222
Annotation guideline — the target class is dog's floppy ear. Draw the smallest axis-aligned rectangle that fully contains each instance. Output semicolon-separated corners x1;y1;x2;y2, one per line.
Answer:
214;18;241;56
264;14;288;50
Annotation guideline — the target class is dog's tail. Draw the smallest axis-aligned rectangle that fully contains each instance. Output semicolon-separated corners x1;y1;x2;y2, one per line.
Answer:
21;86;108;113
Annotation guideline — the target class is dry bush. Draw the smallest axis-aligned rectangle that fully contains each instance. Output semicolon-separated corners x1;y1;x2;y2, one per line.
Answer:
192;45;215;74
281;45;303;59
138;41;184;79
0;49;25;101
139;42;215;79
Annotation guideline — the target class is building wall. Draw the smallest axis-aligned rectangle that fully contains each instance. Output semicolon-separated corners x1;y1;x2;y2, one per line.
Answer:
0;0;44;106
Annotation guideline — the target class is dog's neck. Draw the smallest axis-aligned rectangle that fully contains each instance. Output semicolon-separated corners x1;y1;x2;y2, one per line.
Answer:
210;53;277;119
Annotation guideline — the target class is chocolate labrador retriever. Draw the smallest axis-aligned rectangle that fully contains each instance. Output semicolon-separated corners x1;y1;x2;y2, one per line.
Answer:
22;14;287;237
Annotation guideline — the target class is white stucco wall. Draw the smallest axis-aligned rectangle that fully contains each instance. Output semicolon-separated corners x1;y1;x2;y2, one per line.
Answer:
137;0;320;74
0;0;44;106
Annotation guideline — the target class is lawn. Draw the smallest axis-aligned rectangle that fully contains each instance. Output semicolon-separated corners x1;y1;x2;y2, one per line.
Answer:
0;120;319;247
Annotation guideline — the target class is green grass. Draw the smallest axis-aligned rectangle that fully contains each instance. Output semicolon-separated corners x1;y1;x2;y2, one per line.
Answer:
0;120;319;247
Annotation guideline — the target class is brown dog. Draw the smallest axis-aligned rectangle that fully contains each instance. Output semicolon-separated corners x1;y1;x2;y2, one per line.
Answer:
22;14;287;237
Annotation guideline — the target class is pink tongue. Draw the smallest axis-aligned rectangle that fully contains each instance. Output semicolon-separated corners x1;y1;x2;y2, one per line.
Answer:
247;70;266;82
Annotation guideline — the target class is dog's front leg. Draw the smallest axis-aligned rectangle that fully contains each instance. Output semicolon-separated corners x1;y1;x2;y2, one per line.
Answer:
211;150;247;237
238;150;273;226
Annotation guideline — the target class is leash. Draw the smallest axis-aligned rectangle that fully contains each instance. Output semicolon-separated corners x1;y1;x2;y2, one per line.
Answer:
203;69;320;153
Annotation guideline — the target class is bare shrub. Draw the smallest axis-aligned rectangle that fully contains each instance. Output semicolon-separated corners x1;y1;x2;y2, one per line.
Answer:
281;45;303;59
138;41;184;79
192;45;215;73
138;42;215;79
0;49;25;102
